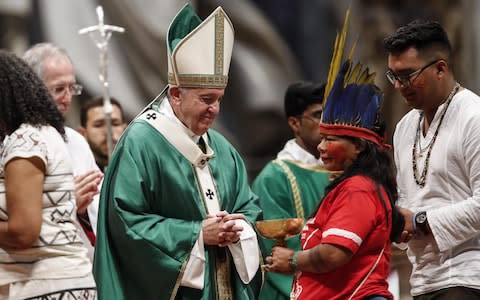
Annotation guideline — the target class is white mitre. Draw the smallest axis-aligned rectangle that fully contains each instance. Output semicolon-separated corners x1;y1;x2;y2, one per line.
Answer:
167;3;234;88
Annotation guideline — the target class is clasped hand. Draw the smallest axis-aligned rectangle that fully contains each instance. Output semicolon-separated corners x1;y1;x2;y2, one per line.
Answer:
202;211;245;247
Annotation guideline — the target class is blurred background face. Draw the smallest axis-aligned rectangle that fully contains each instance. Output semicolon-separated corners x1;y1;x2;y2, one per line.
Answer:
42;55;77;115
171;87;224;136
295;103;323;157
80;104;126;163
317;135;360;171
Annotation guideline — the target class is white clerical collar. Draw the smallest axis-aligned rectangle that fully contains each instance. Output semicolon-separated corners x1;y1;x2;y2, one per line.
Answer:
277;139;320;165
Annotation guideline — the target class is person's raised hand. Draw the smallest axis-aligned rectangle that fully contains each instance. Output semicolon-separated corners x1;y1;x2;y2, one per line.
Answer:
74;169;103;214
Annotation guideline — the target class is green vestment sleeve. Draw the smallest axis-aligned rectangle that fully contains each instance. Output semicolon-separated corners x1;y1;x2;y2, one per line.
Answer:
252;160;330;300
93;121;262;300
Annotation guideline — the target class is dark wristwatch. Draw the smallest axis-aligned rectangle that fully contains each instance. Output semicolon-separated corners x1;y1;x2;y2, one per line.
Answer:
415;211;429;235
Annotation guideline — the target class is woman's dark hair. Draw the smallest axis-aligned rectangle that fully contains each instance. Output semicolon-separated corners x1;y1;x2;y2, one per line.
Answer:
319;120;405;241
0;50;65;141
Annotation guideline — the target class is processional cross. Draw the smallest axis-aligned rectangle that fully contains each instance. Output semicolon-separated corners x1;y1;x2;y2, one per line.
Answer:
78;6;125;162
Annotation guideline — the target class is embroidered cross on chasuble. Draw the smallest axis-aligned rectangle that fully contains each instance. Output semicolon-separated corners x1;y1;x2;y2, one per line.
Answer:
194;137;232;299
206;189;215;200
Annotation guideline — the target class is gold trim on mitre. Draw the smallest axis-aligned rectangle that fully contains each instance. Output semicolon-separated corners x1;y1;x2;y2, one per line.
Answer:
167;74;228;88
168;7;234;88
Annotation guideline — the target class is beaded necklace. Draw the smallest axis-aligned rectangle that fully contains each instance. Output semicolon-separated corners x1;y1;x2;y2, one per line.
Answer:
412;82;460;187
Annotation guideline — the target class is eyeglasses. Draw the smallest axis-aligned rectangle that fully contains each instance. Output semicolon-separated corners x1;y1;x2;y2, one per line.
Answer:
50;83;83;97
385;59;441;86
298;111;322;123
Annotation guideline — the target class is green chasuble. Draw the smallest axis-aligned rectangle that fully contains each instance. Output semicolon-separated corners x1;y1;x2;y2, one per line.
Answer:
93;114;262;299
252;160;330;300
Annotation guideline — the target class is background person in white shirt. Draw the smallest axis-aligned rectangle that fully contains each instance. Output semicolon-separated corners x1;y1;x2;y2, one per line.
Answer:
276;81;325;164
385;20;480;299
23;43;103;253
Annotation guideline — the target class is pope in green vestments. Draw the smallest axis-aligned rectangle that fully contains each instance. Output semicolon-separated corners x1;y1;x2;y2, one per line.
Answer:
94;110;262;299
253;160;330;300
93;4;262;300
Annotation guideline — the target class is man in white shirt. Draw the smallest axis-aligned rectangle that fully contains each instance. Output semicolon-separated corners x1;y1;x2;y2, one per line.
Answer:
23;43;103;256
385;20;480;299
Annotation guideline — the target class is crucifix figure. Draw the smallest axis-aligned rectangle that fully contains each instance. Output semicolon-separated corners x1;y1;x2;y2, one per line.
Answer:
78;6;125;162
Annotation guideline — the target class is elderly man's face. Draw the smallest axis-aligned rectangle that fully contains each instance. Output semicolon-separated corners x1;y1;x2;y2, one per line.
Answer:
42;55;78;115
170;87;224;136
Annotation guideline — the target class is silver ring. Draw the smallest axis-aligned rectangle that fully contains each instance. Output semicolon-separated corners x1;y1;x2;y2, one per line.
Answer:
266;257;273;265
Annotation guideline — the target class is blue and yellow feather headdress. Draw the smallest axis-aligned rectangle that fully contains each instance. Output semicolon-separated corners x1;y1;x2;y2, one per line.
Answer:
320;9;390;149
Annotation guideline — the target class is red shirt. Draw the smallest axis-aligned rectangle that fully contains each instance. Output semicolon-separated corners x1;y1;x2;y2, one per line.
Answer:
293;176;392;300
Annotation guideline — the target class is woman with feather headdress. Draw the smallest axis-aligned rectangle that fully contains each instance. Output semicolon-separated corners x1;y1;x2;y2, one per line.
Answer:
263;10;405;300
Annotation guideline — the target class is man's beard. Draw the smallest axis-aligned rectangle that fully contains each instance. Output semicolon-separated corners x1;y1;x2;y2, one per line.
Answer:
88;141;108;166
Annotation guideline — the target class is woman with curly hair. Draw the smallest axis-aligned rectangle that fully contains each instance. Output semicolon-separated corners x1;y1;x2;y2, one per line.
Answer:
0;50;96;299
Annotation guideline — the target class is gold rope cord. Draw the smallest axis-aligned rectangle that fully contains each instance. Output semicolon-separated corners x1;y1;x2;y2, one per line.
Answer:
274;160;305;220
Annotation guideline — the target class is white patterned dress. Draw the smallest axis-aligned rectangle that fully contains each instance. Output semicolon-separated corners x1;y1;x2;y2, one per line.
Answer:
0;124;96;300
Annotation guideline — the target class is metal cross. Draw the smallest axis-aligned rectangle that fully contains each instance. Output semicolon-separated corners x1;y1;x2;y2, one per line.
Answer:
78;6;125;163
